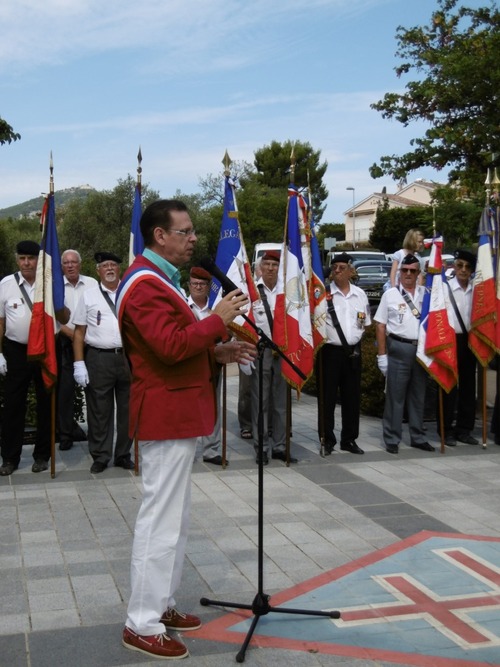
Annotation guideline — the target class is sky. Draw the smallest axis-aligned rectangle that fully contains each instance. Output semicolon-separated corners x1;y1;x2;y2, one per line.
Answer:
0;0;486;224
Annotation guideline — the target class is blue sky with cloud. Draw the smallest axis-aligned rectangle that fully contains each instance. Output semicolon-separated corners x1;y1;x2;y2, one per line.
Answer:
0;0;485;223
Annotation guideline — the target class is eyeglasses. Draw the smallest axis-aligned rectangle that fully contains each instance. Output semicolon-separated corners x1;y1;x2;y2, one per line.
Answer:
190;281;208;288
169;228;197;238
455;261;472;270
400;268;418;274
62;260;79;266
332;264;349;272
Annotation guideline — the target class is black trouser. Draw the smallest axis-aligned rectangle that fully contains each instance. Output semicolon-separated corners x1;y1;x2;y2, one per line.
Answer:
438;333;477;436
56;334;76;442
1;338;51;465
317;344;361;446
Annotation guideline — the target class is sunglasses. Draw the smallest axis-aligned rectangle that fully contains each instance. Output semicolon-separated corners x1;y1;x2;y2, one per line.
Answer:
400;268;418;274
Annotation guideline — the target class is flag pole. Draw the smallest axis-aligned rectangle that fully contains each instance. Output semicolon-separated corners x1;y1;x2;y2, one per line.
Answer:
49;152;57;478
490;163;500;449
133;147;142;475
220;150;232;468
283;146;297;466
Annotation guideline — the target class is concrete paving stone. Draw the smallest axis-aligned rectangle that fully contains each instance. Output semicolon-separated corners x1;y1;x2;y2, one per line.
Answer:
0;632;29;666
1;594;29;615
26;577;72;596
21;544;65;568
79;602;128;625
0;613;30;637
20;529;58;544
0;554;25;570
30;608;81;633
28;592;76;613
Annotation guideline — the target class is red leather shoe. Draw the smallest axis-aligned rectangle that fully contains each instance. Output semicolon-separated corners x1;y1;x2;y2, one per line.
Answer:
161;608;201;631
122;626;188;659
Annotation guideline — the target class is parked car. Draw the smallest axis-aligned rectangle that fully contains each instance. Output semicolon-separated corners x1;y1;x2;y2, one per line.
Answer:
351;259;392;311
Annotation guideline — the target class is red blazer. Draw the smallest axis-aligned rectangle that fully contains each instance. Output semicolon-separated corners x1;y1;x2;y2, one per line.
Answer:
118;255;227;440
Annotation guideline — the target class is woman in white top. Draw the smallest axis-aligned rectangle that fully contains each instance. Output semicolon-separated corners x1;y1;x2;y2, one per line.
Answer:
390;228;425;288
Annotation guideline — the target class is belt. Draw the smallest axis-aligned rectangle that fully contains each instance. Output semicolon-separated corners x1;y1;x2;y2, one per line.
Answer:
388;333;418;346
88;346;123;354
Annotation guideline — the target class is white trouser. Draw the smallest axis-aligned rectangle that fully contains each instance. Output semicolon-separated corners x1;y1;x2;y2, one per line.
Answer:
126;438;196;636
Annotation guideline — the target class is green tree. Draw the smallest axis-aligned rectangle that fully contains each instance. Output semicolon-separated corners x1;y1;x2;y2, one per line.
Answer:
369;204;434;254
370;0;500;191
0;116;20;145
0;216;42;277
58;176;159;275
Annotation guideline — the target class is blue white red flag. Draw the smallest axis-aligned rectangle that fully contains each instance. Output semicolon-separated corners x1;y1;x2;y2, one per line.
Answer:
128;184;144;265
469;218;497;366
27;193;65;390
416;236;457;392
208;175;259;343
305;196;327;352
273;185;314;391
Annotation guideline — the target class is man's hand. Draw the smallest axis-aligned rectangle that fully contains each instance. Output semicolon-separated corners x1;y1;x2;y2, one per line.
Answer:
215;340;257;366
213;289;249;326
377;354;388;376
0;353;7;376
73;360;89;387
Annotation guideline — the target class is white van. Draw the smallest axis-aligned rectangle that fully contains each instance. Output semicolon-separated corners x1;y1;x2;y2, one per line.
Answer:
252;243;282;272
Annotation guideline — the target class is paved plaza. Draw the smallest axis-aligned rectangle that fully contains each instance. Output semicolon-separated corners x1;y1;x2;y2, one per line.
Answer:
1;368;500;666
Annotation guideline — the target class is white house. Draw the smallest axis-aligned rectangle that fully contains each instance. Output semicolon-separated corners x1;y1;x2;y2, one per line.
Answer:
344;179;437;244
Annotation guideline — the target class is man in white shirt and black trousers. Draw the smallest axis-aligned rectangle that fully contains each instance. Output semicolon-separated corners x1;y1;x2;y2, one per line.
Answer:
317;252;370;455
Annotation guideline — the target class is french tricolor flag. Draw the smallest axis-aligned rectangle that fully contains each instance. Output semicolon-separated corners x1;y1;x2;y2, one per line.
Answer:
469;222;497;366
27;193;65;390
416;236;457;393
273;185;314;391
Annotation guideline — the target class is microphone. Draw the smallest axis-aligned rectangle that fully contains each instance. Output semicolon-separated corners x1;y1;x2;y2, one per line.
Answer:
199;257;240;295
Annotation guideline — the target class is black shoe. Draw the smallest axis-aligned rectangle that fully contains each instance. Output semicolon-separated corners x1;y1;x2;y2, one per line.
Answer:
0;461;18;476
203;456;228;466
340;441;364;455
271;450;298;463
255;452;269;465
32;459;48;473
456;433;479;446
445;435;457;447
114;456;135;470
411;442;435;452
322;441;336;455
59;440;73;451
386;445;399;454
90;461;107;474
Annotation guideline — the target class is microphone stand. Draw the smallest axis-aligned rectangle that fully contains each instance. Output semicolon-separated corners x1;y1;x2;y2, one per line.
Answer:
200;311;340;662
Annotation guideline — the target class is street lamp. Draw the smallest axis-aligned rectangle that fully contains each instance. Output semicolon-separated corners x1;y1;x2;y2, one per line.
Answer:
346;187;355;248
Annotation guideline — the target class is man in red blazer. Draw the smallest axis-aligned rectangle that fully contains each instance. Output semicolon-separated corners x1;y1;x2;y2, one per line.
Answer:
117;199;253;660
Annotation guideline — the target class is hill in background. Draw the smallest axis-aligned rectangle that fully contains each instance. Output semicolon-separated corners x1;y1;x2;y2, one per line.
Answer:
0;185;96;219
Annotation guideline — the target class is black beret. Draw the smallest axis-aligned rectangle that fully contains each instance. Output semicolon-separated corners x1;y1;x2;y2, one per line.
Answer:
454;249;476;271
401;254;420;266
331;252;353;265
16;240;40;256
94;251;122;264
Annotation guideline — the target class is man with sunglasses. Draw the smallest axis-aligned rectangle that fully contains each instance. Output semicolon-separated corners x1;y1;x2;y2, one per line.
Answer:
375;254;434;454
440;249;478;446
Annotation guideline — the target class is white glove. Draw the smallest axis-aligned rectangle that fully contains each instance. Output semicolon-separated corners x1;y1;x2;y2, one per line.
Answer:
73;360;89;387
377;354;388;376
0;353;7;376
239;361;255;376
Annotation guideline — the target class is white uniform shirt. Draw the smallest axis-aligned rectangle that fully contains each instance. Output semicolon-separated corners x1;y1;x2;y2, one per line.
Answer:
187;295;212;321
374;285;425;340
62;274;98;331
252;278;277;339
0;273;36;344
446;276;472;333
72;283;123;349
326;283;371;346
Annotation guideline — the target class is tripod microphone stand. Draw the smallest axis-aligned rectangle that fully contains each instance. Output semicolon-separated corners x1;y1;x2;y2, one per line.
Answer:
200;322;340;663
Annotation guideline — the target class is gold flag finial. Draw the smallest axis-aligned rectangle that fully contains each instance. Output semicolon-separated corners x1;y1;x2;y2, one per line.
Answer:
222;150;232;176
